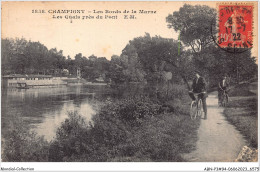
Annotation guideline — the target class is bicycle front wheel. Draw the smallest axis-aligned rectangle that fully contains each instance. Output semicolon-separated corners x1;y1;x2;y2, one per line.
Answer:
197;99;203;117
190;101;197;120
222;95;228;107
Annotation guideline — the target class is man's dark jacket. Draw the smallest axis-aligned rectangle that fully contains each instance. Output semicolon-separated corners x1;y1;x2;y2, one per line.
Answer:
219;79;229;89
192;77;207;93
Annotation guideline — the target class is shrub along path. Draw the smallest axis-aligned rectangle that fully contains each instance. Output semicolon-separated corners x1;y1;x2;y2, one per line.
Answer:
182;91;247;162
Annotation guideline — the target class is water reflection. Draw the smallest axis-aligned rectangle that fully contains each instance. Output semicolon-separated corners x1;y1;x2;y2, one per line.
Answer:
1;84;156;141
35;101;95;141
2;86;99;141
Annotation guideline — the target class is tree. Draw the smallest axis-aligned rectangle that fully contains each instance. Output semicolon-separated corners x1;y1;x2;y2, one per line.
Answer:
123;33;194;89
24;41;49;74
166;4;216;53
2;38;15;74
2;38;30;74
48;48;66;75
109;55;127;84
121;45;145;82
166;4;217;86
124;34;171;82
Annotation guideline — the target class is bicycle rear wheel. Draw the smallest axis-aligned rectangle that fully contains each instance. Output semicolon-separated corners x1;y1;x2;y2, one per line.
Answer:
190;101;197;120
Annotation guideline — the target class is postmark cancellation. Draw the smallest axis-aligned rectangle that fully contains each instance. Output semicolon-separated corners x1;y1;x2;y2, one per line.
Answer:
217;2;254;49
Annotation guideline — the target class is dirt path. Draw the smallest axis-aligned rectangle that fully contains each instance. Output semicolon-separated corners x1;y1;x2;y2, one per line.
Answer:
182;91;247;162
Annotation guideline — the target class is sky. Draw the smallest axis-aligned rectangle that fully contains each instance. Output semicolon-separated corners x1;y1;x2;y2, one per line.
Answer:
1;1;258;60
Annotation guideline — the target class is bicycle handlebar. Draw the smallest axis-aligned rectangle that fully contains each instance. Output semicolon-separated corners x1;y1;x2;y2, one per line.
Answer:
189;91;206;94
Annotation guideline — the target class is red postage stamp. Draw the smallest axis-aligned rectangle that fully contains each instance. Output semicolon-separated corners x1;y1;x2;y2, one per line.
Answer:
218;4;253;49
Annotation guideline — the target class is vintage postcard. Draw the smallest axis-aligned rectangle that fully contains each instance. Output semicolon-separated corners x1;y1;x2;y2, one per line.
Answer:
1;1;258;171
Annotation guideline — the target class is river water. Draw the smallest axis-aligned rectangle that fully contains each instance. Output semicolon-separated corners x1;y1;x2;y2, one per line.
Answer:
1;84;151;141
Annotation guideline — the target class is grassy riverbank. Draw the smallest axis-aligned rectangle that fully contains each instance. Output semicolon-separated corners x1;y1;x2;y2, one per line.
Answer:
223;82;258;148
2;84;200;162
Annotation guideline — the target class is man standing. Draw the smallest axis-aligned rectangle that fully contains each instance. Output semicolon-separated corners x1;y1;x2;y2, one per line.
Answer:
189;71;208;119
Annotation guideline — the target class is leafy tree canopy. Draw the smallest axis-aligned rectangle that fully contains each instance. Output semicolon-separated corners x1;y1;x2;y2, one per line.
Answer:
166;4;216;53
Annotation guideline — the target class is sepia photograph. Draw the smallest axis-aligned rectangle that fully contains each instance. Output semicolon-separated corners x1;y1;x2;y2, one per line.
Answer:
1;1;258;171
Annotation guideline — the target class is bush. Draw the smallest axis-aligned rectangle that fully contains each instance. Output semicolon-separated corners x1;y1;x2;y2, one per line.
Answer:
155;83;188;103
48;111;93;162
2;118;49;162
47;92;199;162
122;112;200;162
49;97;163;161
101;96;162;124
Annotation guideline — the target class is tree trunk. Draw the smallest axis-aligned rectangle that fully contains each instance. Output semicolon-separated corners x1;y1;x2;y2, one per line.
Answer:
181;74;191;90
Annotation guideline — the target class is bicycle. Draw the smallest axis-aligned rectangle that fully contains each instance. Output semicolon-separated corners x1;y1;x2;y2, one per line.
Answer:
220;90;228;107
190;92;205;120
